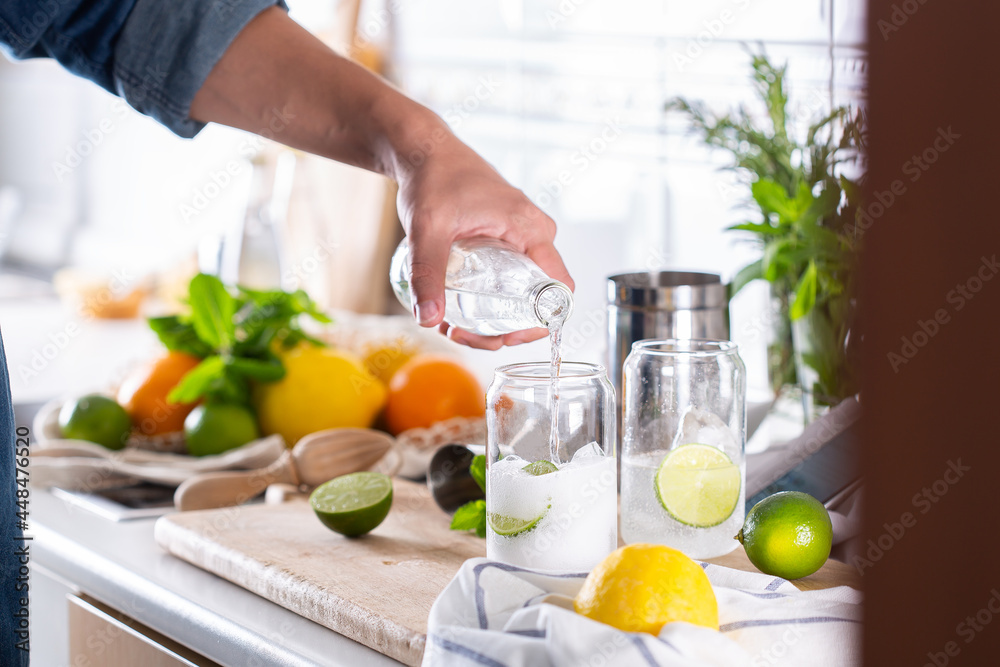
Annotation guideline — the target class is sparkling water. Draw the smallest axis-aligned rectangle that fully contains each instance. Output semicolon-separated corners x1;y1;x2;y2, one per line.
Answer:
486;445;617;572
547;321;563;464
620;450;744;559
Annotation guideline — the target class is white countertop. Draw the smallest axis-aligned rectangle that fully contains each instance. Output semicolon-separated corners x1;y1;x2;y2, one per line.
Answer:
30;487;402;666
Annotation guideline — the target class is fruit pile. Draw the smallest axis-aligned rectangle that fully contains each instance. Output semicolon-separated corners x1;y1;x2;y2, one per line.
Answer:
57;274;485;457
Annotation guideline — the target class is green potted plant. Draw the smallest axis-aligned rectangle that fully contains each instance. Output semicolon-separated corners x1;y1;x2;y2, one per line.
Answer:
666;51;863;416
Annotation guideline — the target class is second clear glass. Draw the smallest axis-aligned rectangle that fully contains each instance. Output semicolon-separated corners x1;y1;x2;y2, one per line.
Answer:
620;339;746;559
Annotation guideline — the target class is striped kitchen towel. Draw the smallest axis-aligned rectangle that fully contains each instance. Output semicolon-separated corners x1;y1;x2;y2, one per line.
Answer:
422;558;861;667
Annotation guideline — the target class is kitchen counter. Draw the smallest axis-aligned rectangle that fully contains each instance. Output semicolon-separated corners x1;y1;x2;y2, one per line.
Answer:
29;487;402;666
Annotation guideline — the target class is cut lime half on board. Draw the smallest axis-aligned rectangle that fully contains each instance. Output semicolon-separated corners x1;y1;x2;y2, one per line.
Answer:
655;444;740;528
310;471;393;537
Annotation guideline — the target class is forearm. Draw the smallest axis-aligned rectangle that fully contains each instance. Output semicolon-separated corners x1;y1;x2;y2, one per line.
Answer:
190;6;572;348
189;7;447;182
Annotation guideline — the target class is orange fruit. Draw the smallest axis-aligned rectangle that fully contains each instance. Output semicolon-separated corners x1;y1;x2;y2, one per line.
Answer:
384;356;485;435
117;351;202;435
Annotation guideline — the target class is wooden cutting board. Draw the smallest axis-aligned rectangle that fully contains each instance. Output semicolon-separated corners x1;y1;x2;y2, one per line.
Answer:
154;479;485;666
154;480;860;666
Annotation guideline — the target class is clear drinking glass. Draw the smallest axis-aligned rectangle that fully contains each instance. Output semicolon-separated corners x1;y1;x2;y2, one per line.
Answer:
485;362;617;572
620;340;746;559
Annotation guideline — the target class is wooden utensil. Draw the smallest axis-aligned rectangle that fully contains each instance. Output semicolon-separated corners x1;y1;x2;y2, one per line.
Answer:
173;428;398;511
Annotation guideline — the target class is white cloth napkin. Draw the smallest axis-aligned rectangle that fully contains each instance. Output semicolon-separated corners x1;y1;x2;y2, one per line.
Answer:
423;558;862;667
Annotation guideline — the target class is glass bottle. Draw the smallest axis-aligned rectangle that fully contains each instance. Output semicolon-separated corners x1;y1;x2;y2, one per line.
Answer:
390;237;573;336
219;151;295;290
485;361;617;572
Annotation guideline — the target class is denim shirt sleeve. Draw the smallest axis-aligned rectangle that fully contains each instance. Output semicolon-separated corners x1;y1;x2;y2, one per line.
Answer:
0;0;288;138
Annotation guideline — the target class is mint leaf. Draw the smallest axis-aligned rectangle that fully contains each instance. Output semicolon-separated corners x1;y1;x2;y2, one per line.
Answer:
189;274;236;351
167;355;226;404
147;316;211;358
469;454;486;492
450;499;486;536
228;356;285;382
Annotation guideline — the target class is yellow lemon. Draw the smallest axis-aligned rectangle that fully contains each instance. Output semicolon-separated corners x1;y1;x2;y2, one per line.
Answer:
574;544;718;635
254;346;387;446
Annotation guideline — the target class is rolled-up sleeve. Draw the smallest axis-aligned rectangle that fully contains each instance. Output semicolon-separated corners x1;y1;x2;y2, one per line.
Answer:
0;0;287;138
113;0;286;137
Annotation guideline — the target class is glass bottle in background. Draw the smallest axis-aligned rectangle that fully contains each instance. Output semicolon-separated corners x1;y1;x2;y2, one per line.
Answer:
218;151;296;290
485;361;617;572
620;339;746;559
389;237;573;336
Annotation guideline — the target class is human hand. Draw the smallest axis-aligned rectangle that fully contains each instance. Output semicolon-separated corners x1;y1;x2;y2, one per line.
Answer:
394;131;574;350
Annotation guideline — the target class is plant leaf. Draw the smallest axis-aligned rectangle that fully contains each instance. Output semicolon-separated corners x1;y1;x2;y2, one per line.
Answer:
228;356;286;382
167;355;226;404
751;179;794;219
147;316;212;358
450;499;486;534
727;222;782;236
790;260;818;321
469;454;486;492
189;274;236;351
729;260;764;299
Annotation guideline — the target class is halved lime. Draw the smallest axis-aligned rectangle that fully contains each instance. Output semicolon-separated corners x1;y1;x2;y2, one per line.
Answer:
310;471;393;537
487;510;546;536
522;460;558;476
654;444;740;528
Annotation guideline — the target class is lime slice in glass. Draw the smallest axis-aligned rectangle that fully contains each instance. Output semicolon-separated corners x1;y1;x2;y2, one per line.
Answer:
310;471;393;537
487;510;546;536
522;460;558;476
654;444;741;528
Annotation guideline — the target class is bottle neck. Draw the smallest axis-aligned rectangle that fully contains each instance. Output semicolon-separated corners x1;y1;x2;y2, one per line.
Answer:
530;280;574;327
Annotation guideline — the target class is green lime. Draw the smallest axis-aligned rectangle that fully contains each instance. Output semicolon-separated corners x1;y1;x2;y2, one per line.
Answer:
183;403;260;457
522;460;558;476
737;491;833;580
58;394;131;450
655;443;741;528
487;509;546;536
310;471;393;537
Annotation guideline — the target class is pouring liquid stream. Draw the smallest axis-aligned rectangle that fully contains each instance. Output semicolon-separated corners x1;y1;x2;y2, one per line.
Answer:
548;321;563;464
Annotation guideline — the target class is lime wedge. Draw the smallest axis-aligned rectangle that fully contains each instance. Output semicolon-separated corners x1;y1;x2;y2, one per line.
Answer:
522;460;558;476
310;471;393;537
654;444;740;528
487;510;545;536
